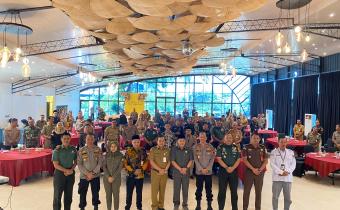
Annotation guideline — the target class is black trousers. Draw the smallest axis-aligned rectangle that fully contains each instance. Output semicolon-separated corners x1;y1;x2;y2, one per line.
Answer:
125;177;144;210
78;177;101;208
53;170;75;210
195;175;213;202
217;170;238;210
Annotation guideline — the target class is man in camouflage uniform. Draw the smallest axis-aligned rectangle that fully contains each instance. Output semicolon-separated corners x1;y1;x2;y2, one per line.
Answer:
41;117;55;148
243;133;269;210
24;119;41;148
211;120;226;148
104;119;120;146
124;135;149;210
193;132;216;210
163;123;177;148
307;127;322;152
78;134;103;210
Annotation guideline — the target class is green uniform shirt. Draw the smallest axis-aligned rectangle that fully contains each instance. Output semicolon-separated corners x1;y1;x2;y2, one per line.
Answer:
216;144;240;167
212;126;225;141
144;128;158;142
52;145;77;169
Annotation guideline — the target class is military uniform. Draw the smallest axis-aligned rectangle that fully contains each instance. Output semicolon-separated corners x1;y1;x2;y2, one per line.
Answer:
307;132;322;152
229;128;243;149
123;147;149;210
104;126;120;145
211;126;226;148
193;143;216;209
122;125;138;147
36;119;47;130
171;146;193;209
24;126;41;148
216;143;240;210
144;128;158;150
77;145;103;209
242;144;268;210
163;130;177;148
41;124;54;148
103;149;124;210
150;146;171;210
52;145;77;210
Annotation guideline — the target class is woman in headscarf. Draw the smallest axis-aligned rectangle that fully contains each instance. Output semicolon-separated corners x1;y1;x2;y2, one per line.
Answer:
102;141;123;210
51;122;66;149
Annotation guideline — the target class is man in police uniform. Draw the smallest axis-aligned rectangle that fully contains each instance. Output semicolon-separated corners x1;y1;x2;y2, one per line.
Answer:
171;135;193;210
144;122;158;150
243;133;268;210
24;119;41;148
104;119;120;145
52;132;77;210
211;120;225;148
124;135;149;210
270;134;296;210
149;136;171;210
78;134;103;210
216;132;241;210
193;132;216;210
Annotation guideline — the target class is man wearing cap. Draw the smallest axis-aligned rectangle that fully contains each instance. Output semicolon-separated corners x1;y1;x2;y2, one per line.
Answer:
211;120;225;148
243;133;268;210
52;132;77;210
144;122;158;151
124;135;149;210
24;119;41;148
193;132;215;210
216;133;240;210
171;135;193;210
270;134;296;210
149;136;171;210
104;119;120;146
36;114;47;130
78;134;103;210
41;117;55;148
122;118;138;148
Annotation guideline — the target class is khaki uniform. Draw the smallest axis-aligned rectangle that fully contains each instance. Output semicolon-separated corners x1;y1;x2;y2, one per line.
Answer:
150;146;170;210
36;120;47;130
122;125;138;147
24;126;41;148
4;127;20;147
104;126;120;144
242;144;268;210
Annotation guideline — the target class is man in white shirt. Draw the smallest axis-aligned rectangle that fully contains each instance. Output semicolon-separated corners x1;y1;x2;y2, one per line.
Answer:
270;134;296;210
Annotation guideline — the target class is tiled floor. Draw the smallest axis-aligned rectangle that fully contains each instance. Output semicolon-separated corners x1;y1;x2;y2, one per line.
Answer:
0;165;339;210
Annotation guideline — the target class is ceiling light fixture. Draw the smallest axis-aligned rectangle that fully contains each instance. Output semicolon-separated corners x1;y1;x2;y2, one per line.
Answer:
301;49;308;61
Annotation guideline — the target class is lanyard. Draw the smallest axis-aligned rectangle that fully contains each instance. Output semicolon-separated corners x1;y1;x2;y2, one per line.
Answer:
278;149;286;163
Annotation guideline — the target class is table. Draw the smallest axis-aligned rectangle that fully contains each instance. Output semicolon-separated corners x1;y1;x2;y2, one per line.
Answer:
266;137;307;148
0;149;54;186
258;129;278;138
94;121;112;128
305;153;340;178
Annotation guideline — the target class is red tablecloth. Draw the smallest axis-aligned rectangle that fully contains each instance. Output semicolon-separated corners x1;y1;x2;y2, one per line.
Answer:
0;149;54;186
94;121;112;127
70;133;80;146
94;126;102;136
266;137;307;147
305;153;340;177
258;129;278;137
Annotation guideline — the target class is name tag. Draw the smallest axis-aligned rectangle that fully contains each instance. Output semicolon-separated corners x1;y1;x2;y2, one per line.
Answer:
163;157;167;163
280;164;285;170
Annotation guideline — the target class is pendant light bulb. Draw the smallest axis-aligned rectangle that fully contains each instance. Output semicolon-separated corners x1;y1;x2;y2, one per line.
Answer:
14;47;22;62
23;57;29;65
231;67;237;77
296;32;302;42
22;63;31;78
305;34;311;42
275;31;284;47
277;47;282;54
301;49;308;61
284;43;291;53
1;46;11;68
294;25;302;33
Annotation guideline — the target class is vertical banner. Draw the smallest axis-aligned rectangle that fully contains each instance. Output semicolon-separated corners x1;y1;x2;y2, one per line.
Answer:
266;109;273;129
121;93;147;115
304;114;317;136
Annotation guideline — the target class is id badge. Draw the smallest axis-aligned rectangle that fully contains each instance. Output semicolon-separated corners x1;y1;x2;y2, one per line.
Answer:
280;164;285;171
163;157;167;163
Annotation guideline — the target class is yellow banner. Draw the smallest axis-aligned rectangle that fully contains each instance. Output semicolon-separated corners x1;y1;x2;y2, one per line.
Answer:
122;93;147;115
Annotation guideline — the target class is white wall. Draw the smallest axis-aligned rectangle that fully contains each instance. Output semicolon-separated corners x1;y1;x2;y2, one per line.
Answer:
0;82;80;128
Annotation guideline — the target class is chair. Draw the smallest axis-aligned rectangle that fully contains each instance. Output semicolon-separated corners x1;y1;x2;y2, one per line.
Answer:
303;145;315;154
325;138;334;148
324;147;337;153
